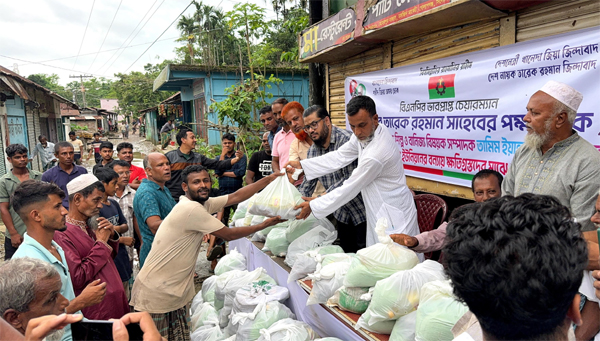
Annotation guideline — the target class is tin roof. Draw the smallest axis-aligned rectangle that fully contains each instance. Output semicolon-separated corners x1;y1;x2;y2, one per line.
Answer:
0;64;78;107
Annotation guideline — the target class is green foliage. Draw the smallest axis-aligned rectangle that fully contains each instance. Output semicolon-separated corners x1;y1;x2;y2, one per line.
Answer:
269;8;310;64
70;124;89;131
27;73;72;100
209;73;282;149
112;60;175;119
174;1;308;69
65;77;116;108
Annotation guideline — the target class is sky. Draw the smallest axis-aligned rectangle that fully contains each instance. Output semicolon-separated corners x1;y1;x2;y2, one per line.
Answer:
0;0;278;86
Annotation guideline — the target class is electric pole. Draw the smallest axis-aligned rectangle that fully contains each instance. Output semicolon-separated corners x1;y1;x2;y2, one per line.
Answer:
69;74;93;107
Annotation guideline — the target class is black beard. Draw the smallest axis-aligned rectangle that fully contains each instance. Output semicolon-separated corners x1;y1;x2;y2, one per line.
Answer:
313;125;329;148
189;192;209;204
58;226;67;232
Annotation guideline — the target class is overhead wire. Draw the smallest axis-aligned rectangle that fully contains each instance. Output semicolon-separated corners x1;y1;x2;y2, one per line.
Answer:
15;37;179;66
0;54;110;78
101;0;168;75
87;0;123;72
73;0;96;69
94;0;160;73
123;1;196;72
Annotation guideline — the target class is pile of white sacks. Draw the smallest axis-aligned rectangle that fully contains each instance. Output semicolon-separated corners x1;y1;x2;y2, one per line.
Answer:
222;178;469;341
289;219;470;341
190;249;343;341
231;195;339;267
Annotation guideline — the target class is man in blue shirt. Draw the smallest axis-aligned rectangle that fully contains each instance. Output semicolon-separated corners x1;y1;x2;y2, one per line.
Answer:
11;180;107;341
133;153;177;268
41;142;87;209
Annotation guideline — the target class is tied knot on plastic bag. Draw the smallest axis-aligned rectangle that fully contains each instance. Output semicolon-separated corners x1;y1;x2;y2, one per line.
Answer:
376;217;393;244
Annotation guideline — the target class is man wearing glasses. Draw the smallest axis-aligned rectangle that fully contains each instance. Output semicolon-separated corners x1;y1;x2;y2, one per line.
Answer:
294;105;368;253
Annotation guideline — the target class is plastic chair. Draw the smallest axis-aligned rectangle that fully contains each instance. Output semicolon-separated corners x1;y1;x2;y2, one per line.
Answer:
414;194;448;260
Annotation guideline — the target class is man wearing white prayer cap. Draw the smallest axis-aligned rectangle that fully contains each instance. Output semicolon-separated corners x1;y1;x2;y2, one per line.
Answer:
53;173;129;320
503;80;600;232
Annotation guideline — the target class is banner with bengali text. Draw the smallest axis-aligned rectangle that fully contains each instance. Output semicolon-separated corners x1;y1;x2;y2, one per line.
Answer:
345;27;600;187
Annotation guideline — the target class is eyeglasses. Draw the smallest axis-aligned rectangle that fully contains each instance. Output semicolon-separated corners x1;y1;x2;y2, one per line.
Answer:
303;118;324;132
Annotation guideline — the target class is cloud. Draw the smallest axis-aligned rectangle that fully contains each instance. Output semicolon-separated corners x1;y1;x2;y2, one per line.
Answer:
0;0;279;85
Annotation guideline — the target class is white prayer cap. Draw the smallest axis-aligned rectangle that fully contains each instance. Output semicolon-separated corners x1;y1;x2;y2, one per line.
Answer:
67;174;100;194
539;80;583;112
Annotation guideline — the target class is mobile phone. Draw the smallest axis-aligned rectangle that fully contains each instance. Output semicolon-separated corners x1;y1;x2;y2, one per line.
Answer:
236;142;241;150
71;320;144;341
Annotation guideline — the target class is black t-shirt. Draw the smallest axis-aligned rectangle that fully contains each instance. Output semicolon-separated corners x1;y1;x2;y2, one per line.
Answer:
247;150;272;182
99;199;131;282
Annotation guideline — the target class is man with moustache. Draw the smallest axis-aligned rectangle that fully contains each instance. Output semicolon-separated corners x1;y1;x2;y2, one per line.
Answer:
11;180;107;341
283;101;325;194
41;142;88;209
130;165;285;341
259;105;281;149
165;128;242;202
271;98;295;174
288;96;419;248
0;257;71;340
503;80;600;232
115;142;146;190
246;132;273;184
133;153;177;267
53;174;129;320
295;105;367;252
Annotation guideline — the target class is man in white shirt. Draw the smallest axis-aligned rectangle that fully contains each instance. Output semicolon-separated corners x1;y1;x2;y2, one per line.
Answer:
287;95;419;246
31;135;56;171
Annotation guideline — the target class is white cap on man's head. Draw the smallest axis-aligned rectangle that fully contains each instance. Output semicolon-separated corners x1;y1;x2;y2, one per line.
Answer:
67;174;100;194
538;80;583;112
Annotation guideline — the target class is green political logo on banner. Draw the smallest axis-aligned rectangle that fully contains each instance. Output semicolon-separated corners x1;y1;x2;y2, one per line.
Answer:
428;74;456;99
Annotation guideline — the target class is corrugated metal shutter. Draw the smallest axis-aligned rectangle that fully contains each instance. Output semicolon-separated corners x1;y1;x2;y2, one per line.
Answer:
516;0;600;42
393;19;501;67
327;46;388;127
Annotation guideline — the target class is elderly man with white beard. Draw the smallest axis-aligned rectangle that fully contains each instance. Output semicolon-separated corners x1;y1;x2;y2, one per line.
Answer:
503;80;600;232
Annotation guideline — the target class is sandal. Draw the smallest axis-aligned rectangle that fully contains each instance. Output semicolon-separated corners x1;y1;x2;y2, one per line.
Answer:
207;245;223;261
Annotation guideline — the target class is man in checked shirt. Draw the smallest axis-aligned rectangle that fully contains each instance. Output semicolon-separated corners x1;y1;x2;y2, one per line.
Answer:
296;105;367;253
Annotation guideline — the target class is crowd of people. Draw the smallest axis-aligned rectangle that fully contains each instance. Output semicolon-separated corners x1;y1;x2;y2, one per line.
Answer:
0;79;599;341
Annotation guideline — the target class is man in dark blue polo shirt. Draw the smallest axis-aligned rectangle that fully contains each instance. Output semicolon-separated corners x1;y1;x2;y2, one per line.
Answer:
41;141;87;209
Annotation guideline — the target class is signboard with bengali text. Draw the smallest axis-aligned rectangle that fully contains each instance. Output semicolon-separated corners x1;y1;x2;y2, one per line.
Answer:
345;27;600;187
363;0;450;31
299;8;356;60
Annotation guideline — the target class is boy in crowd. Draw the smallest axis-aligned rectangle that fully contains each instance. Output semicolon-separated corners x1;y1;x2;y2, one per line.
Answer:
95;167;133;299
116;142;147;190
86;133;103;163
68;132;84;165
92;141;114;173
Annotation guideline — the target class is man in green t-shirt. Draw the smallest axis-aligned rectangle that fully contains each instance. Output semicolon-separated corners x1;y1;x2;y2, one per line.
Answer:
0;144;42;259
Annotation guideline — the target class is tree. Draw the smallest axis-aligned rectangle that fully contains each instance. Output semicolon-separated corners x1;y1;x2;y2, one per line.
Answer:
26;73;72;100
112;61;175;119
65;77;116;108
176;14;198;64
226;3;269;80
210;73;282;151
266;7;309;65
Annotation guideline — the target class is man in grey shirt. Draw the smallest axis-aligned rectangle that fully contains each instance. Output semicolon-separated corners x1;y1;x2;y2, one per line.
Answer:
502;80;600;232
31;135;56;171
160;119;175;149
